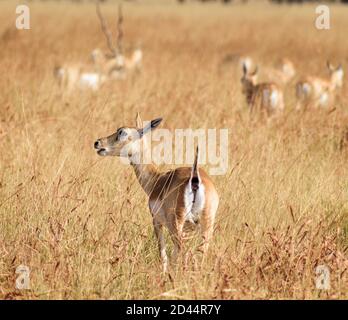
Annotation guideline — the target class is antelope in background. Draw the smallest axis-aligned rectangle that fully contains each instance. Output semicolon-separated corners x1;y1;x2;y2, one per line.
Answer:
93;1;143;80
241;63;285;116
53;3;113;93
54;1;143;93
94;114;219;272
296;61;344;109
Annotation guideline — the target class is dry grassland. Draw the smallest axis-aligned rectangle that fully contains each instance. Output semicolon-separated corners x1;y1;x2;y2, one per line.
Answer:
0;0;347;299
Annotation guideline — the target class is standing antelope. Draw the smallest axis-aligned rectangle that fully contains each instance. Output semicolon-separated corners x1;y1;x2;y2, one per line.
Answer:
94;115;219;272
241;63;284;116
94;1;143;80
296;61;344;109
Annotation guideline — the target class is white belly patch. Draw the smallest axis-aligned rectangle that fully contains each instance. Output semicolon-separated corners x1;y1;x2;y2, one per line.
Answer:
270;91;278;109
79;73;101;90
318;92;329;107
183;183;205;224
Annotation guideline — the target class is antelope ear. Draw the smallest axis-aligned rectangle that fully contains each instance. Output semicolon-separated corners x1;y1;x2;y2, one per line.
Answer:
251;66;258;76
149;118;162;130
327;60;334;71
135;112;142;129
138;118;163;137
242;62;248;75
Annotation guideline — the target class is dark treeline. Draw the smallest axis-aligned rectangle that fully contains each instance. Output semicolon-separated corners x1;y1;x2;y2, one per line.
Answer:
269;0;348;3
178;0;348;3
27;0;348;4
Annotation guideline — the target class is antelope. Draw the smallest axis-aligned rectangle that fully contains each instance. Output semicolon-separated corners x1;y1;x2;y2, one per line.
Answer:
296;61;344;109
94;114;219;272
241;63;285;116
94;1;143;80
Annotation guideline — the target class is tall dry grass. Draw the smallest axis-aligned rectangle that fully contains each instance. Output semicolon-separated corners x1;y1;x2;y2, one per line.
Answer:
0;0;347;299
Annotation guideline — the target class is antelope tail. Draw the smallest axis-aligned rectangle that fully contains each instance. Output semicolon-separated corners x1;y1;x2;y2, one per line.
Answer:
190;146;200;203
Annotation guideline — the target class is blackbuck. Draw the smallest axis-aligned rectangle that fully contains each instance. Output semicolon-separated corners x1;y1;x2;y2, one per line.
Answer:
241;63;285;116
94;1;143;80
54;1;143;92
296;61;344;109
94;115;219;272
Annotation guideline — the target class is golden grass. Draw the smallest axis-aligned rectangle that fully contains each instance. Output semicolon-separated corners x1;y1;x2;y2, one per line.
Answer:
0;0;347;299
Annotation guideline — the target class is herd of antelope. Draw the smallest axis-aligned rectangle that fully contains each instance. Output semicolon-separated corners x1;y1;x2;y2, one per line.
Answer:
54;3;345;273
236;55;344;116
55;2;142;93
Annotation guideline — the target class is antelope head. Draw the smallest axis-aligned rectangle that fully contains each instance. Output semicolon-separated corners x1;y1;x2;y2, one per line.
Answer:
327;61;344;89
241;63;258;94
94;116;162;159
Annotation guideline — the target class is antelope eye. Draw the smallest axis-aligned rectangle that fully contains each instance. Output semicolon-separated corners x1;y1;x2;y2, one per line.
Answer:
117;129;127;139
